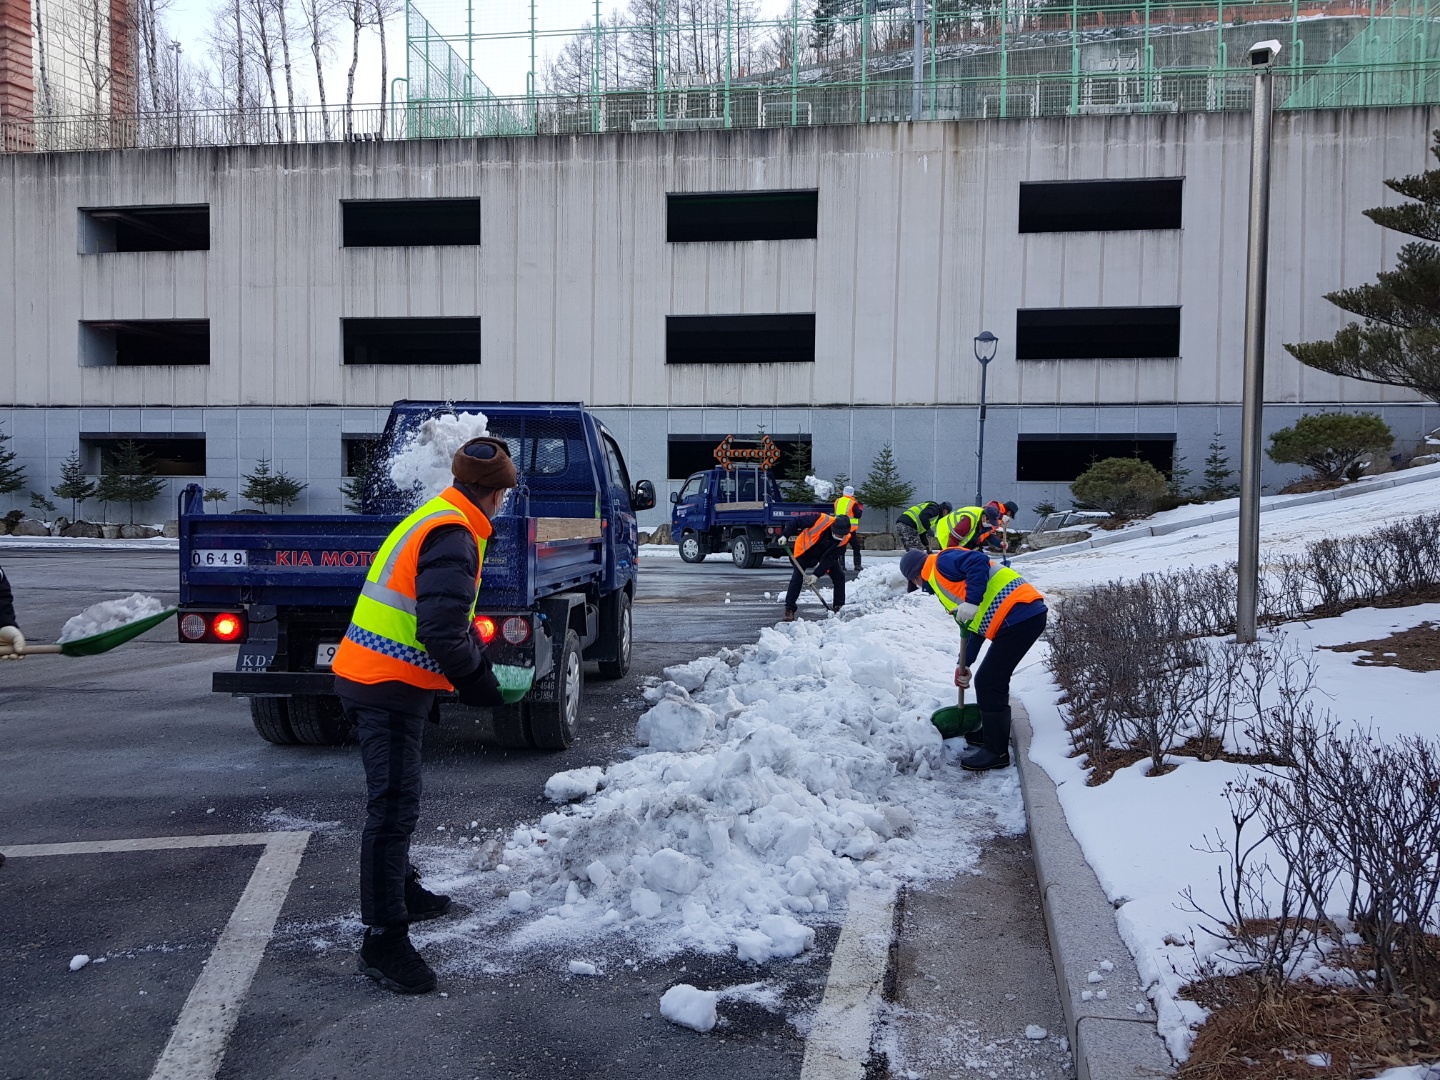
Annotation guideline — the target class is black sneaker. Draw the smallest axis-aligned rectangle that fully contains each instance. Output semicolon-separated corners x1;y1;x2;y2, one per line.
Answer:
358;928;437;994
405;870;451;922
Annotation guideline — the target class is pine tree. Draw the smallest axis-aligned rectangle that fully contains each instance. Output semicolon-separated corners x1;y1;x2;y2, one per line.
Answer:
0;421;26;506
270;468;308;513
856;443;915;530
242;458;277;512
30;491;56;515
104;440;165;524
1200;436;1240;500
1286;133;1440;402
51;449;98;519
778;440;816;502
204;487;230;511
339;448;372;514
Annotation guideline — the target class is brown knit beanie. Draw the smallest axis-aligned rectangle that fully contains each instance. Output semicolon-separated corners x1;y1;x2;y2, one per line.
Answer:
452;436;518;490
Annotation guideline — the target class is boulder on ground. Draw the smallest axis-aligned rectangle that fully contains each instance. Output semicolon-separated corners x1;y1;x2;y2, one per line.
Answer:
101;524;123;539
11;518;49;536
863;533;898;550
62;520;103;538
1028;528;1091;550
48;515;70;536
162;519;179;538
646;523;672;545
120;524;162;539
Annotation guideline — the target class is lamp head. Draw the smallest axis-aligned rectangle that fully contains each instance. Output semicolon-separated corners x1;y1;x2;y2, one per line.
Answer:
1249;39;1282;67
973;330;998;364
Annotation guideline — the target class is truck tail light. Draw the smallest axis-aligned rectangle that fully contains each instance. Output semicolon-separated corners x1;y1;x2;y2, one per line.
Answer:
474;615;498;644
180;614;207;641
501;616;531;645
212;613;244;642
179;609;247;643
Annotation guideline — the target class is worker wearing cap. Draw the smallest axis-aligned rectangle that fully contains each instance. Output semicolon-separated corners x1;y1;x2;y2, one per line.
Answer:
896;500;952;554
332;436;517;995
934;500;1017;551
898;538;1046;773
0;562;22;660
833;486;863;575
783;513;852;621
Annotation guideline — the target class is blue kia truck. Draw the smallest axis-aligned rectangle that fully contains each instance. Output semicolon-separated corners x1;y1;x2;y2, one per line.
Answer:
177;401;655;750
669;465;831;567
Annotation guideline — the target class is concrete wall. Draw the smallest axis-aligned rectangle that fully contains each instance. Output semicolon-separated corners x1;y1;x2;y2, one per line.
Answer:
2;109;1438;524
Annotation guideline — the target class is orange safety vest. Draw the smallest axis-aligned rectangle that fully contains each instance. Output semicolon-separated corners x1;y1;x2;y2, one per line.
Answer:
331;487;492;690
921;552;1043;640
794;513;848;558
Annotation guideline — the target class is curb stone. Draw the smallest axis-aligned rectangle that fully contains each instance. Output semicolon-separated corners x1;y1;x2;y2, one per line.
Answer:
1010;700;1175;1080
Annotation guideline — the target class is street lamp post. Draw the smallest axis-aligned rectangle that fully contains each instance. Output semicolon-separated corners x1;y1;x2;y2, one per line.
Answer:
974;330;998;506
1237;40;1281;644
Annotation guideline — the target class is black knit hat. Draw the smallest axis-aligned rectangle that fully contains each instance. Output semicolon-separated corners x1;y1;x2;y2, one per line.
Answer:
830;515;852;538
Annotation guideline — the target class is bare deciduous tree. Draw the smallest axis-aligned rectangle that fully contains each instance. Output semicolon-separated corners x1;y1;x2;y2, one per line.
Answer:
373;0;401;136
298;0;338;137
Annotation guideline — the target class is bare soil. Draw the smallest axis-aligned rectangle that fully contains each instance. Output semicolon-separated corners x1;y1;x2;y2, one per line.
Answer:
1324;621;1440;673
1277;477;1347;495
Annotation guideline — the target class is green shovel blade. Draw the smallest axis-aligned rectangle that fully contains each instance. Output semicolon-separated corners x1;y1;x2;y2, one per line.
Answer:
491;663;535;705
929;703;982;740
57;607;179;657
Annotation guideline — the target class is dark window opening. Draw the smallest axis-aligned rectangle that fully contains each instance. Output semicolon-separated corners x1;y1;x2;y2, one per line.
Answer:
667;434;811;481
80;320;210;367
666;314;815;366
80;434;207;477
667;190;819;243
1016;434;1176;483
1018;179;1182;233
1016;307;1180;361
80;205;210;252
342;317;481;366
342;434;381;477
342;199;481;247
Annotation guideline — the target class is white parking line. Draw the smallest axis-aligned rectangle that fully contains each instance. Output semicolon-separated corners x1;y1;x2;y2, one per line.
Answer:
800;884;897;1080
3;831;311;1080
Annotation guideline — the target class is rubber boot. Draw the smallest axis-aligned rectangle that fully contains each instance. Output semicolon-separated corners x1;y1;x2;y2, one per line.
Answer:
358;926;437;994
960;708;1012;772
405;867;451;922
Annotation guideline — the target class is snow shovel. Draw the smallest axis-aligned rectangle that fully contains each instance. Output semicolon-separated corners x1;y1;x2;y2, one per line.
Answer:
778;538;831;613
0;607;178;658
930;625;982;739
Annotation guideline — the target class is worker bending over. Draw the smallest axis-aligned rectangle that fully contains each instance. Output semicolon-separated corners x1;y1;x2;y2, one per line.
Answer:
896;501;951;554
0;562;22;660
933;500;1017;551
783;513;852;622
833;486;863;576
332;437;516;994
899;544;1046;772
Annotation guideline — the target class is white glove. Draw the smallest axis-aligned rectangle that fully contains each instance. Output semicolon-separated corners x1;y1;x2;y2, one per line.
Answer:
954;666;972;689
0;625;25;660
803;574;817;588
955;602;980;623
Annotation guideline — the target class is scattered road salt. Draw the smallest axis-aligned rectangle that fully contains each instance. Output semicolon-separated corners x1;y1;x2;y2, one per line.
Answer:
57;594;164;643
660;984;718;1032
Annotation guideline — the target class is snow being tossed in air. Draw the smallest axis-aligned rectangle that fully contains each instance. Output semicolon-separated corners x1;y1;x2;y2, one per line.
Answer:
57;593;165;643
805;475;835;501
387;412;491;504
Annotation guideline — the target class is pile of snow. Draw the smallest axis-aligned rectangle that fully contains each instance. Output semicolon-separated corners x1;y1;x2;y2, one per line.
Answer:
660;984;718;1032
387;412;491;503
57;593;165;643
427;564;1024;967
805;475;835;501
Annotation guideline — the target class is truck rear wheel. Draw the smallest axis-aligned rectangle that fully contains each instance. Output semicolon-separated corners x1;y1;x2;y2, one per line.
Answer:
289;695;354;746
679;531;707;563
250;698;299;745
530;630;583;750
731;533;765;569
597;593;632;680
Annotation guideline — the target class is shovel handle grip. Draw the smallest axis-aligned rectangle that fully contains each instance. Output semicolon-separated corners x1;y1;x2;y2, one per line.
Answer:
0;644;62;656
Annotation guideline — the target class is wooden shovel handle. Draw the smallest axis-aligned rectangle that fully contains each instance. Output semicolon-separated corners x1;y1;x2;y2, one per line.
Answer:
0;644;63;656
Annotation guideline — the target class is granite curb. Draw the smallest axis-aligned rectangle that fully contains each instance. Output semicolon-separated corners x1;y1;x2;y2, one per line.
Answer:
1010;700;1175;1080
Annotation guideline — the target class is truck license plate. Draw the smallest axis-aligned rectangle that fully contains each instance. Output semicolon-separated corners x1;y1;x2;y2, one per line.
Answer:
191;549;248;567
315;642;340;669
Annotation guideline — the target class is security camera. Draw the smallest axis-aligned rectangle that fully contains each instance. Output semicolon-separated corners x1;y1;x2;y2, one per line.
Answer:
1249;40;1282;67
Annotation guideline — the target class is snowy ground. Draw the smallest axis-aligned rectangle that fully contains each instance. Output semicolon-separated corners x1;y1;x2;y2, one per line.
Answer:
407;566;1025;985
1011;475;1440;1064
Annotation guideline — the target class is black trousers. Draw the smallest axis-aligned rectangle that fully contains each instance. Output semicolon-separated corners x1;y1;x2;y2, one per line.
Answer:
972;611;1047;713
343;697;430;927
785;560;846;611
849;539;862;572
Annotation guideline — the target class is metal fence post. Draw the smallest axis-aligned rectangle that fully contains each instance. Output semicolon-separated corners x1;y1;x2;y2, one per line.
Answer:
913;0;924;119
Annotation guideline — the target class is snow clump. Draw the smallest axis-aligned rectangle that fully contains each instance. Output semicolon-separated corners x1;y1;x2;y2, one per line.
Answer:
58;594;164;643
387;412;491;504
69;954;91;971
660;984;718;1032
805;475;835;501
545;767;607;804
567;959;598;976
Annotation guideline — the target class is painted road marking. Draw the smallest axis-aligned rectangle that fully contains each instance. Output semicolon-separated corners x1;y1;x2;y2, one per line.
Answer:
3;831;311;1080
800;884;897;1080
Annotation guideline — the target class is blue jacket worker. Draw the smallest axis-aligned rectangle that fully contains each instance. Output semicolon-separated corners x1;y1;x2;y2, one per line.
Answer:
899;545;1046;772
783;513;852;621
0;562;22;660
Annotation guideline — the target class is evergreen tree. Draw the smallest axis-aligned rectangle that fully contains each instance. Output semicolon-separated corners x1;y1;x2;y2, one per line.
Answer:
51;449;98;519
203;487;230;511
856;443;915;530
95;471;123;524
30;491;57;515
778;440;816;502
0;421;26;506
270;468;308;513
1286;133;1440;402
242;458;277;512
1200;435;1240;500
339;448;372;514
103;440;165;524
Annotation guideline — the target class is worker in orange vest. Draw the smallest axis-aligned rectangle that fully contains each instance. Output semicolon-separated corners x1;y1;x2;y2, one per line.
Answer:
833;486;863;576
332;436;516;994
899;544;1046;772
782;513;852;621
